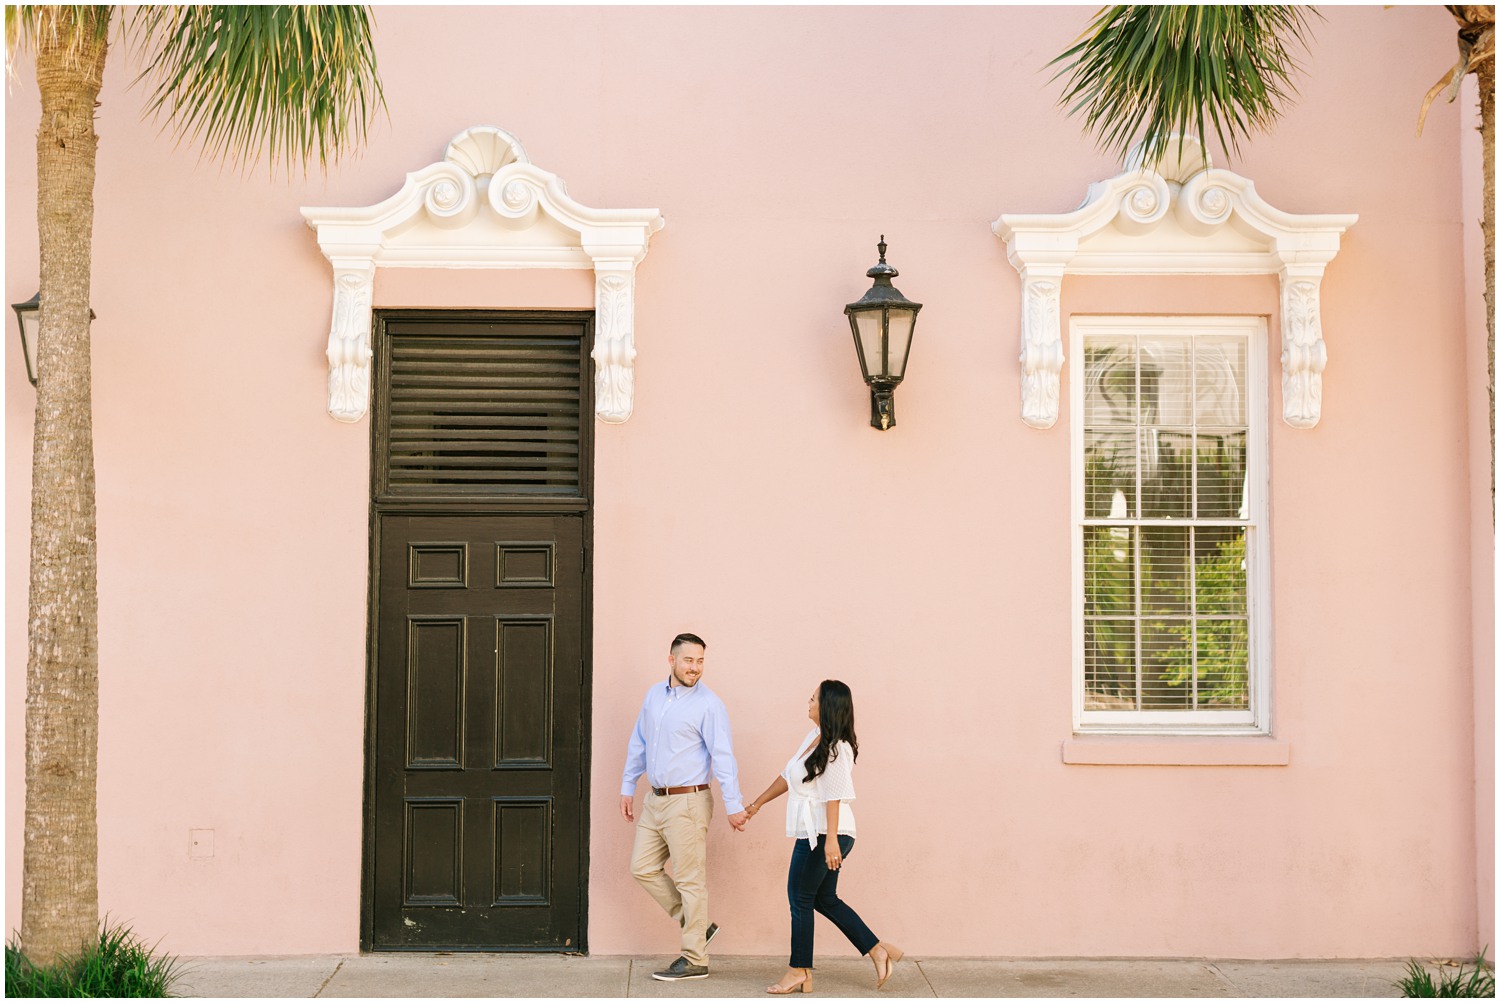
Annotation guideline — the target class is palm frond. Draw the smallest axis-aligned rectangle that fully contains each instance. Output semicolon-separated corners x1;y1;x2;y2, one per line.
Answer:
129;5;386;175
1050;5;1320;167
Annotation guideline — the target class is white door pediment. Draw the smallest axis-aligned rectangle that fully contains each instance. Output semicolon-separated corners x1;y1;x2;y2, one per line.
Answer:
303;126;665;423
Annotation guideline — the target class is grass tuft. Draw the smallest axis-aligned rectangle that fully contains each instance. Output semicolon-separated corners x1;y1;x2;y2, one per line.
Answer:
1397;948;1495;998
6;919;182;997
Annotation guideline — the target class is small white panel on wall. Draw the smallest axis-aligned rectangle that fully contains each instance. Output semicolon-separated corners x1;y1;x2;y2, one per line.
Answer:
302;126;664;423
994;143;1356;429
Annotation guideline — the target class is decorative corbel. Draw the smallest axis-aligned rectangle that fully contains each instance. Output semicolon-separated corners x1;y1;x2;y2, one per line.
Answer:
1278;265;1328;429
1019;267;1066;429
591;263;638;423
325;261;376;423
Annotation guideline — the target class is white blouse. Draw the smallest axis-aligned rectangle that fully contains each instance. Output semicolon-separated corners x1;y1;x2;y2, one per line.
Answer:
783;728;857;848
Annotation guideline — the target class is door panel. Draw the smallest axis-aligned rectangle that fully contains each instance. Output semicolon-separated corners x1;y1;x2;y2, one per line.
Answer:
372;514;584;950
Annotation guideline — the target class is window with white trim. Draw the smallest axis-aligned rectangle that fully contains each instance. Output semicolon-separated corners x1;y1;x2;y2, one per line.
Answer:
1072;316;1269;733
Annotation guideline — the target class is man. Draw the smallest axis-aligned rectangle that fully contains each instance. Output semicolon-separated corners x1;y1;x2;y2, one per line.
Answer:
621;632;747;982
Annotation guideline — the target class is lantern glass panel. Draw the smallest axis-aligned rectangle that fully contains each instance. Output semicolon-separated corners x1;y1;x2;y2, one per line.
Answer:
853;310;887;379
19;311;39;348
884;308;916;380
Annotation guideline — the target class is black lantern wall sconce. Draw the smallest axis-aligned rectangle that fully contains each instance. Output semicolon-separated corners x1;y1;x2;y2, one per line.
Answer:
12;292;94;387
844;236;922;430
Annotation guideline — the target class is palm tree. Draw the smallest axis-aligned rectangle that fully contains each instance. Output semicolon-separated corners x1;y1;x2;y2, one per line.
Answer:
1052;5;1495;505
6;5;383;966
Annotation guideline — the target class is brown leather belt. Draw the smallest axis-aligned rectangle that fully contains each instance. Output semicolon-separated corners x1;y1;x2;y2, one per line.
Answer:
651;784;710;796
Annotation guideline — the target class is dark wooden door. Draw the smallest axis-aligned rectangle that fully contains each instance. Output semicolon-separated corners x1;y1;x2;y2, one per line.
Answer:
371;513;585;950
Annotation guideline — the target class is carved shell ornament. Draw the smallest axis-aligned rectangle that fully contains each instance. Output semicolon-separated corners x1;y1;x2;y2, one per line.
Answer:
443;126;526;178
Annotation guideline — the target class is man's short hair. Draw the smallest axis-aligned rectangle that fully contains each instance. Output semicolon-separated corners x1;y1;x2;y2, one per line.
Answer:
670;632;707;652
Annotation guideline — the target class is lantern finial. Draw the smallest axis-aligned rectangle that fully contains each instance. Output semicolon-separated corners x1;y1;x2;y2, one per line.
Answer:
867;236;898;281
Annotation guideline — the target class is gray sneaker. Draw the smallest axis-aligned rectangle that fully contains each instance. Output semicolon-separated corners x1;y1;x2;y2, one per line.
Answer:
652;956;709;981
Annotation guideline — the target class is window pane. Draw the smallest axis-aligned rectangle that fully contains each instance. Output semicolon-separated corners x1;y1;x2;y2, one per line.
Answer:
1084;340;1138;426
1195;618;1249;709
1084;526;1135;617
1140;525;1189;614
1084;618;1136;710
1194;338;1247;426
1195;528;1247;615
1140;428;1192;518
1141;619;1193;709
1195;431;1247;519
1084;428;1137;519
1138;337;1193;426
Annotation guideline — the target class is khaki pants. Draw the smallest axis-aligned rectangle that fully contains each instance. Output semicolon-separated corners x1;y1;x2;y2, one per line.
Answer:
630;789;713;965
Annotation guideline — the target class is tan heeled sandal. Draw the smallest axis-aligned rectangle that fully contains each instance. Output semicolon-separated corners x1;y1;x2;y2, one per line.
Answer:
766;968;813;994
873;943;904;989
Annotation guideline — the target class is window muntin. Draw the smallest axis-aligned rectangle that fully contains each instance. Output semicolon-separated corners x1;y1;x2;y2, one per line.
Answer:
1073;316;1268;733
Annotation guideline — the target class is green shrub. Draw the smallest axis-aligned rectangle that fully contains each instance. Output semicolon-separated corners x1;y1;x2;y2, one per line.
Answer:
6;921;181;998
1397;949;1495;998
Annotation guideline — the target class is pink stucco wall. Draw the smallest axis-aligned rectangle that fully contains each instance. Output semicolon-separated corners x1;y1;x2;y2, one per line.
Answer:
5;7;1488;958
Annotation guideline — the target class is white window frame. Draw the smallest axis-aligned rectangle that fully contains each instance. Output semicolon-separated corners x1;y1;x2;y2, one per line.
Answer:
1070;314;1271;735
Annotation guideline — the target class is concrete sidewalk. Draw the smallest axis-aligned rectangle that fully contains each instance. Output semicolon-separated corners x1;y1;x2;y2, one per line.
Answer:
174;953;1421;998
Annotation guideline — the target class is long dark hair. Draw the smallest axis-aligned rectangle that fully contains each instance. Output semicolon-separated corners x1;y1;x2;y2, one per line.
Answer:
804;679;859;783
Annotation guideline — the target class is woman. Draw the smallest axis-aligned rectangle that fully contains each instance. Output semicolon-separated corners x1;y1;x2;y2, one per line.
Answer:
745;679;903;994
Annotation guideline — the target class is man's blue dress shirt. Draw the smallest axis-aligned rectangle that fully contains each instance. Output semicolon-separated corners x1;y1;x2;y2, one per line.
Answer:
621;677;744;814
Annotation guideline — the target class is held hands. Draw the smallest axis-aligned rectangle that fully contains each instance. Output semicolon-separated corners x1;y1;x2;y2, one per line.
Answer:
624;795;752;830
730;800;765;832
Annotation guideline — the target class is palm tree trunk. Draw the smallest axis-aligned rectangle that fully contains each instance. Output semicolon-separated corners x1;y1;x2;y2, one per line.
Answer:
22;5;109;968
1480;55;1494;512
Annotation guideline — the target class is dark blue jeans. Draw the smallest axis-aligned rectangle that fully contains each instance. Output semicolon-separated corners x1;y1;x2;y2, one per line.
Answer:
787;834;879;968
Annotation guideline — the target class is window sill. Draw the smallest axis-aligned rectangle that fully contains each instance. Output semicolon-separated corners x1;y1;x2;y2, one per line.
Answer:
1061;736;1290;766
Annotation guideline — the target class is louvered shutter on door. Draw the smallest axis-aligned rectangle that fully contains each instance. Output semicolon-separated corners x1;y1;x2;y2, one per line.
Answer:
376;316;590;498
